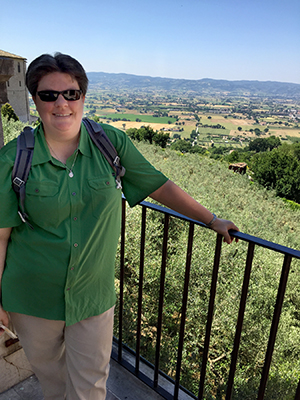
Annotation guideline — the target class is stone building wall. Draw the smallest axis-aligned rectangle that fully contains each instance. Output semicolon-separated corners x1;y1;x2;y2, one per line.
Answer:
6;57;30;123
0;56;14;148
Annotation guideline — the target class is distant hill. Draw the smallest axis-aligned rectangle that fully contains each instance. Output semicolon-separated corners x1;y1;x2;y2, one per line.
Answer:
87;72;300;99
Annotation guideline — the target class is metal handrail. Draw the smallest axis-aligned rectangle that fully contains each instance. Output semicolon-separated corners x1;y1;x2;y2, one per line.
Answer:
113;197;300;400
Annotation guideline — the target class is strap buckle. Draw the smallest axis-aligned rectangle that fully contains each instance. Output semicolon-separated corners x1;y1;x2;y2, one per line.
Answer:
13;177;25;188
18;211;26;223
116;178;122;190
113;156;121;166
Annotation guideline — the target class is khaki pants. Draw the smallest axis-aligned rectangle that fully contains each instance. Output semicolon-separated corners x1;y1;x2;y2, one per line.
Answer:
10;307;114;400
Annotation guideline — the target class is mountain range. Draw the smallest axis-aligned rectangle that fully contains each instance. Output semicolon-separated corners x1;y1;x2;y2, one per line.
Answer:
87;72;300;99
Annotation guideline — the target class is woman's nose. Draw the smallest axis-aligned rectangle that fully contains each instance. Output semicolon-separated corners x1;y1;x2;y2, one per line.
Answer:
55;93;68;106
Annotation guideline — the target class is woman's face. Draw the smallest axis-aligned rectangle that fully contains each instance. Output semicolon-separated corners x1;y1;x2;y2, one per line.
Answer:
33;72;85;140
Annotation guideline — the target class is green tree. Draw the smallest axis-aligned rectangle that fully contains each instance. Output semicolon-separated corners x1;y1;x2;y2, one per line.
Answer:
251;144;300;202
1;103;19;122
249;136;281;153
170;139;192;153
227;150;240;163
190;130;197;140
153;132;169;148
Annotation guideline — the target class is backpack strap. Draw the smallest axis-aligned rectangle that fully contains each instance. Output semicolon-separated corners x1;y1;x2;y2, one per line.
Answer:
12;126;35;229
82;118;125;189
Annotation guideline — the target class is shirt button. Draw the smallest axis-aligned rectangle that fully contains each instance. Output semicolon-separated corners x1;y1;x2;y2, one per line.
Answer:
74;243;78;248
70;267;74;271
73;217;78;221
66;287;70;291
72;192;76;196
35;188;39;193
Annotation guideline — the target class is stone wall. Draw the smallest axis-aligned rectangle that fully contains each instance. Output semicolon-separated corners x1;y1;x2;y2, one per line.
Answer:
0;57;14;148
6;58;30;123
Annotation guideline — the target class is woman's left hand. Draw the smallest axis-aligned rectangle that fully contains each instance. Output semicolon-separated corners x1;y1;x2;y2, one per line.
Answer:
210;218;239;244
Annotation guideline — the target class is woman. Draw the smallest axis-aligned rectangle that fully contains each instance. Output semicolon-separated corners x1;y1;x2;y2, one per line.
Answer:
0;53;239;400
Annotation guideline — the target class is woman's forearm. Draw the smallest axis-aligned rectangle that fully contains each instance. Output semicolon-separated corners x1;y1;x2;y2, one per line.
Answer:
149;180;239;244
150;180;216;224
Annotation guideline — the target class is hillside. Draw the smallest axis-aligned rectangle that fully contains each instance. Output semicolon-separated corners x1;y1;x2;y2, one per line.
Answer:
119;140;300;398
87;72;300;99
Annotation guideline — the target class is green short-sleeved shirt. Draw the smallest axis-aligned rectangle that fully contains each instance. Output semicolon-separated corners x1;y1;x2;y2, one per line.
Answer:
0;122;168;326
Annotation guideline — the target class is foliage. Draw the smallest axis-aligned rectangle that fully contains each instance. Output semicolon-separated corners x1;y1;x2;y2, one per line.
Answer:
126;126;170;148
114;141;300;399
1;103;19;122
170;139;206;154
248;136;281;152
2;116;27;144
250;143;300;203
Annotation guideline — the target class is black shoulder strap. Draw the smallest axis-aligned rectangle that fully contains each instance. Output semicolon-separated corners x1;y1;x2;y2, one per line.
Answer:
12;126;35;229
82;118;125;189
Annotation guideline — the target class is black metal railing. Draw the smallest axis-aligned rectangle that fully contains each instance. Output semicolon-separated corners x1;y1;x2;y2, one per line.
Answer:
112;197;300;400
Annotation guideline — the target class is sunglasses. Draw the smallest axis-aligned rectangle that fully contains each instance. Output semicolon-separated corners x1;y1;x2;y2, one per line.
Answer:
37;89;83;102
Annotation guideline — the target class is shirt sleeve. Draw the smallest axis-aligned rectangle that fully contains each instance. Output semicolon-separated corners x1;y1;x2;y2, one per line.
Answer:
101;125;168;207
0;140;22;228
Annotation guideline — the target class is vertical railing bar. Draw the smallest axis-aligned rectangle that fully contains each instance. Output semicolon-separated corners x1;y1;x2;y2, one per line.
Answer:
294;377;300;400
226;241;255;400
198;233;223;400
174;222;195;399
136;206;147;373
154;214;170;388
257;254;292;399
118;198;126;362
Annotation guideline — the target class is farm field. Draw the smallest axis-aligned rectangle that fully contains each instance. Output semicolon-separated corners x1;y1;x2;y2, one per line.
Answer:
29;90;300;148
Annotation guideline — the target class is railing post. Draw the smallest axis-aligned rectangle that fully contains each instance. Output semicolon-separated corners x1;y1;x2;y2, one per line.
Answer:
257;254;292;399
198;233;223;400
136;206;147;373
226;242;255;399
154;214;170;388
174;222;194;399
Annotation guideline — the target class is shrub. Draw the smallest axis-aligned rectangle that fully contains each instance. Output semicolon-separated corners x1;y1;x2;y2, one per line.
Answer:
1;103;19;122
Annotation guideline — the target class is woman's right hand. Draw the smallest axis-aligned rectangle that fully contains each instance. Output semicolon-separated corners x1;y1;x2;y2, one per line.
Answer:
0;307;9;336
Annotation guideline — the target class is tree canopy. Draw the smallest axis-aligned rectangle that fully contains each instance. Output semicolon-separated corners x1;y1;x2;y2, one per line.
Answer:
251;143;300;202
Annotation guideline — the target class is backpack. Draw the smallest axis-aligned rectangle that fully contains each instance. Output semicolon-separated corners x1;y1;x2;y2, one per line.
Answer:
11;118;125;229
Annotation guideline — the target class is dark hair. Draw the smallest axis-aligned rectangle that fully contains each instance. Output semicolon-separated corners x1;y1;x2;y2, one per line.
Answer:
26;52;88;96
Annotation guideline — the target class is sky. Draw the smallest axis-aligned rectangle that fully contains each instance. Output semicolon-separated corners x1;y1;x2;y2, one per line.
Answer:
1;0;300;84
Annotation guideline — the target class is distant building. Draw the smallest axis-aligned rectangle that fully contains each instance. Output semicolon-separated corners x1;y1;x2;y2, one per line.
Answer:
0;50;30;122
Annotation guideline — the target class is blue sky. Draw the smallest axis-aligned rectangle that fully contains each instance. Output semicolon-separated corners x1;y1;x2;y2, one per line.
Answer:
1;0;300;84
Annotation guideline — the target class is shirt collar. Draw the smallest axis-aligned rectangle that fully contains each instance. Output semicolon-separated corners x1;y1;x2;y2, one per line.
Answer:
32;122;92;166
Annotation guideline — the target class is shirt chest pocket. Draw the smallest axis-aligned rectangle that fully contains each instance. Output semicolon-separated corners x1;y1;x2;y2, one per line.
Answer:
88;175;121;219
26;181;61;228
